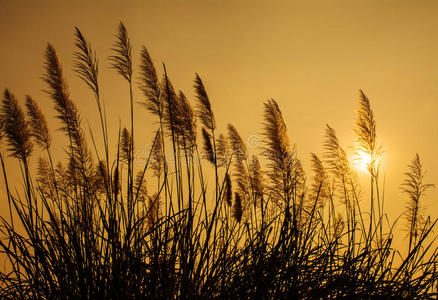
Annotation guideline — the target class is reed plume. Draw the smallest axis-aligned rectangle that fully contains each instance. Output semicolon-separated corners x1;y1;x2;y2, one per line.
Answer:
233;192;243;223
234;158;250;201
121;127;133;164
354;90;382;177
1;89;33;161
249;155;264;201
139;46;161;117
194;73;219;202
135;171;148;203
228;124;249;198
323;124;359;199
163;83;197;149
216;133;229;168
151;130;163;178
74;27;110;163
201;127;214;164
401;153;435;250
53;161;72;199
323;124;350;180
98;159;109;183
25;95;51;150
176;91;196;149
55;162;67;189
194;74;215;131
159;74;177;144
227;123;247;161
43;44;93;175
110;22;132;82
37;157;54;198
113;164;120;199
43;44;75;132
74;27;99;95
110;22;134;209
294;159;307;201
353;91;383;240
309;153;330;209
224;173;232;207
262;99;295;205
161;76;190;145
95;160;109;195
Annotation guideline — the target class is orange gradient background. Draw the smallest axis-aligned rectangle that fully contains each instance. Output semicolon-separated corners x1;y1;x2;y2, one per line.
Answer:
1;0;438;251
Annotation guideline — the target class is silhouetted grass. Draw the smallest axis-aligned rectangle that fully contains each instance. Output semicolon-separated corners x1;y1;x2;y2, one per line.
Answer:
0;23;437;299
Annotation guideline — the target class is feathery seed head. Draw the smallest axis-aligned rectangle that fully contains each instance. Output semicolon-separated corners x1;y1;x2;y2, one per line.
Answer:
353;90;383;176
201;127;215;164
233;192;243;223
1;90;33;161
25;95;51;149
110;22;132;82
216;133;229;168
139;46;161;117
224;173;233;207
227;124;247;162
74;27;99;95
194;73;215;131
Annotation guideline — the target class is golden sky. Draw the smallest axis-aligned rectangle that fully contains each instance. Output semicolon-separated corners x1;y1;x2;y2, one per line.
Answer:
1;0;438;227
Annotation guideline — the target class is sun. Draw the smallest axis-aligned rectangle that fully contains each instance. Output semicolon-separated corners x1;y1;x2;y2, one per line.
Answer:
354;151;378;173
354;150;381;174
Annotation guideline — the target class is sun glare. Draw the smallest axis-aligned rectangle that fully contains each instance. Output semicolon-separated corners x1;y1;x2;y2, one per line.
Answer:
354;150;376;174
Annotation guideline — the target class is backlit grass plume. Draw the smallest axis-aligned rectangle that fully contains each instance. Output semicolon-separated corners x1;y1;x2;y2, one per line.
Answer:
43;44;93;174
176;91;196;149
110;22;132;82
139;46;161;117
1;90;33;161
43;44;75;132
354;90;382;177
262;99;295;207
216;133;229;168
353;90;384;243
227;123;247;162
25;95;51;150
228;124;249;199
37;157;54;197
323;124;350;180
150;129;163;178
309;153;330;210
401;153;435;251
323;124;360;201
249;154;264;201
194;73;215;131
74;27;109;165
233;192;243;222
224;173;233;207
201;127;214;164
163;84;196;150
74;27;99;96
121;127;133;164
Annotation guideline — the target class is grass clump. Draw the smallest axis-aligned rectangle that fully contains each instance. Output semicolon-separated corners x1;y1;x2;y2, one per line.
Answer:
0;23;437;299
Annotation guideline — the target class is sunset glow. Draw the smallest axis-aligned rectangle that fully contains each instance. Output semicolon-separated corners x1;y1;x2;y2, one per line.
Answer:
1;1;438;298
354;150;383;174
